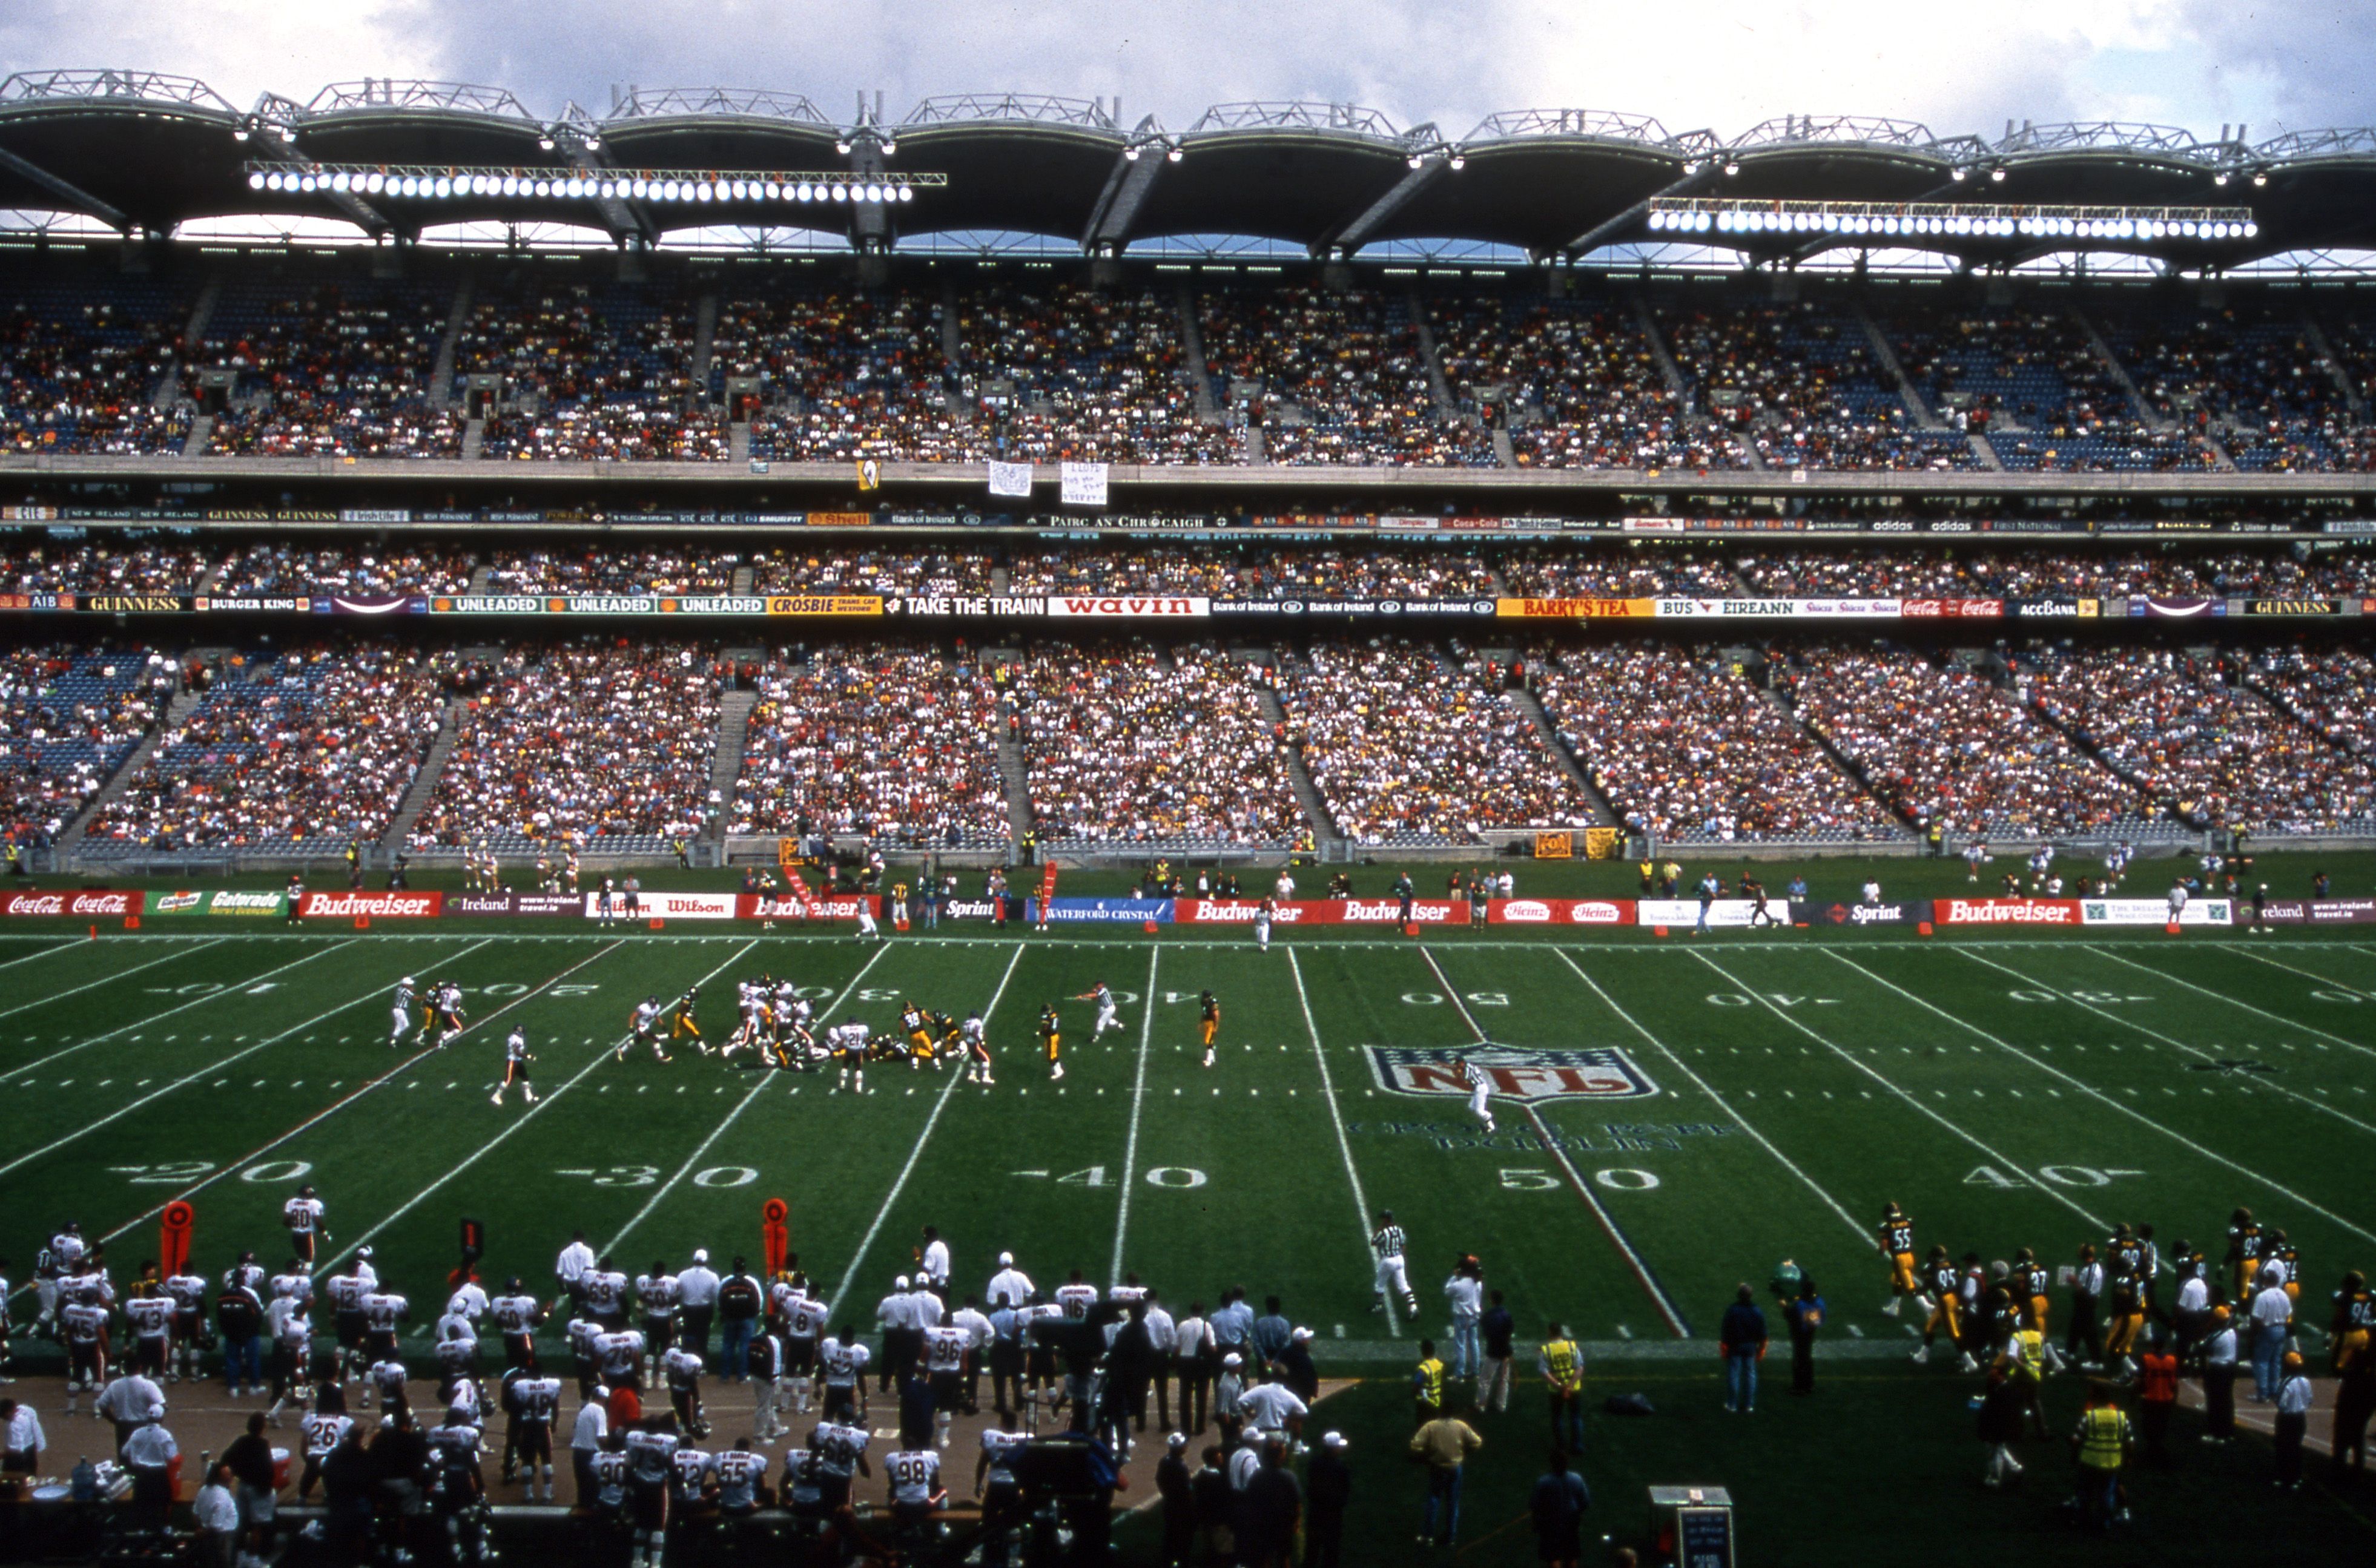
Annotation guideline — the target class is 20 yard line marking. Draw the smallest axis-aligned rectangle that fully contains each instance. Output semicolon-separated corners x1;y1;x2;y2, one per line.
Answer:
1288;948;1399;1337
606;939;902;1258
1838;951;2376;1246
1107;947;1163;1285
327;938;764;1271
1420;945;1691;1339
1688;951;2113;1236
829;942;1026;1315
1551;949;1867;1245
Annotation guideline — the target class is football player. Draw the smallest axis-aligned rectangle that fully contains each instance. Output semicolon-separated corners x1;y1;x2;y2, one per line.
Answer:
1039;1003;1063;1082
1198;991;1219;1070
1910;1246;1963;1366
1461;1055;1496;1135
492;1027;536;1105
283;1185;326;1265
829;1020;871;1093
960;1009;994;1087
623;996;667;1063
667;987;708;1055
391;976;417;1047
1878;1203;1918;1317
1075;982;1121;1040
635;1262;679;1389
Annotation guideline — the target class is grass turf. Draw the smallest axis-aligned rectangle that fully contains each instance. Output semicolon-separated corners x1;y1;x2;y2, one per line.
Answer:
2;921;2374;1563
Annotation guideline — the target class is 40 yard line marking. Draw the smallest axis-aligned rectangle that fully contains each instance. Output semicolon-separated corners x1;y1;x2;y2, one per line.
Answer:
1419;944;1691;1339
326;938;764;1271
1287;947;1399;1337
1107;946;1163;1285
828;941;1028;1316
606;938;902;1259
0;937;312;1085
1551;949;1867;1245
2082;944;2376;1062
0;939;225;1033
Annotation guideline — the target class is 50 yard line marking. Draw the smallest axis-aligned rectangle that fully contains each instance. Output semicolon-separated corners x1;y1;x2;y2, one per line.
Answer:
609;938;901;1259
1107;947;1163;1285
829;941;1027;1315
1419;944;1691;1339
1287;947;1399;1337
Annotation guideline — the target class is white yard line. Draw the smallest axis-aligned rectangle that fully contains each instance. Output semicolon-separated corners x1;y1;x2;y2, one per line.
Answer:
1686;950;2113;1234
0;939;382;1179
605;940;903;1259
0;932;171;986
828;941;1026;1316
1285;947;1399;1337
1419;944;1692;1339
2222;944;2376;1001
1838;950;2376;1246
1957;947;2376;1141
0;937;325;1084
1551;948;1868;1245
0;939;229;1028
1107;947;1163;1285
2082;944;2376;1061
325;938;764;1271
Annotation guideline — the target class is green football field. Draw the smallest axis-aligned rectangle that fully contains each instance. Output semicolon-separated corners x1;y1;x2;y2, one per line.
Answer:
4;919;2375;1560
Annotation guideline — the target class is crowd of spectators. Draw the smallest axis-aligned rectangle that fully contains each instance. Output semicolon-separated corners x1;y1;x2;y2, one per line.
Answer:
1497;542;1741;598
959;285;1237;464
1005;544;1498;599
1657;301;1976;472
1276;641;1590;843
1200;287;1493;466
0;275;194;455
194;280;461;458
730;643;1009;846
1011;642;1303;846
2021;645;2376;831
1784;647;2143;837
750;547;997;596
0;645;168;844
1732;545;2376;600
484;548;735;595
458;280;727;461
411;642;721;849
1531;643;1902;842
85;644;445;850
213;542;477;596
0;539;216;594
1432;294;1735;469
727;288;975;463
2091;299;2366;473
2248;647;2376;760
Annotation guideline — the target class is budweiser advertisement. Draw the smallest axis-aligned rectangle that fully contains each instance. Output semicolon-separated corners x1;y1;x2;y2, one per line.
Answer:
0;888;140;917
584;891;740;921
2079;897;2232;927
1933;898;2084;926
299;890;444;919
738;894;882;921
1174;899;1461;925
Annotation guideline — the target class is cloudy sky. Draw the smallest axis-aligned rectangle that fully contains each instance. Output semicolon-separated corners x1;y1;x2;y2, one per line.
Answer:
0;0;2369;142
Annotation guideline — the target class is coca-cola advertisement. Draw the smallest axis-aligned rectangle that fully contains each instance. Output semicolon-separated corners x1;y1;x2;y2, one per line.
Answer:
0;889;139;917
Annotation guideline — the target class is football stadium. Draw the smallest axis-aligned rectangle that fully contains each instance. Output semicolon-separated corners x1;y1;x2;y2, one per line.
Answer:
0;47;2374;1568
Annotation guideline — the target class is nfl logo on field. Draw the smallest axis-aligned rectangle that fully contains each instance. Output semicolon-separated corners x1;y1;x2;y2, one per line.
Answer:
1366;1046;1659;1101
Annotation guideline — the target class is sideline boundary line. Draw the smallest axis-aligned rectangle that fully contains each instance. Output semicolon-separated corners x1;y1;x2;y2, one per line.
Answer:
1286;948;1399;1338
1108;947;1163;1284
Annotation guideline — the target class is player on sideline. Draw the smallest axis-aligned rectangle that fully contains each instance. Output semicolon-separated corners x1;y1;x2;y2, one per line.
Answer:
1198;991;1220;1070
1461;1056;1496;1135
492;1027;538;1105
1039;1003;1064;1082
1879;1203;1918;1317
1075;982;1123;1039
960;1009;994;1087
391;976;417;1047
1370;1210;1420;1320
1254;898;1273;954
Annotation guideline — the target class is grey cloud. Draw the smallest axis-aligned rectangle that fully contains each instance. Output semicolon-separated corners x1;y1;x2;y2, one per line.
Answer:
2178;2;2376;132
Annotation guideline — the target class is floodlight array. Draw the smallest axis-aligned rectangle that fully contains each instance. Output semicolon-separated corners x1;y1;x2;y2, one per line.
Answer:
1645;197;2260;242
243;163;945;205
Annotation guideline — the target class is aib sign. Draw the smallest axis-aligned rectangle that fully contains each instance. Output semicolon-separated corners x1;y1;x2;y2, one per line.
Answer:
1366;1046;1659;1102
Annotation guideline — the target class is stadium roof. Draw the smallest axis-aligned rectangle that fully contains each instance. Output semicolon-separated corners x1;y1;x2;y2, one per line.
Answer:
3;70;2374;263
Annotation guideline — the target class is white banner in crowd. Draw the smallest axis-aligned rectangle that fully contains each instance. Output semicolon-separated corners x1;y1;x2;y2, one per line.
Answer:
1060;461;1110;507
987;461;1034;498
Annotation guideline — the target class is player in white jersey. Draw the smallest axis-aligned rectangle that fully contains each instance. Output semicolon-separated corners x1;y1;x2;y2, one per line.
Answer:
668;1439;715;1513
960;1010;994;1086
1075;982;1122;1038
596;1326;646;1392
663;1344;709;1438
855;899;881;941
809;1419;873;1512
922;1323;971;1449
432;982;469;1047
164;1268;208;1382
884;1446;946;1526
391;977;417;1044
622;1422;680;1568
830;1020;871;1093
1254;898;1273;952
635;1264;680;1388
1371;1209;1419;1317
125;1290;174;1379
712;1440;767;1516
819;1327;871;1423
297;1391;354;1501
582;1260;630;1326
492;1027;536;1105
784;1289;830;1415
501;1363;562;1499
369;1355;410;1418
975;1426;1029;1549
1461;1056;1496;1135
266;1294;313;1425
489;1280;542;1369
623;996;667;1062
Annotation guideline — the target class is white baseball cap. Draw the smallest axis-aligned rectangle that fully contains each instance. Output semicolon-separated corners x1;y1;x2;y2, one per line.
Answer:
1292;1326;1314;1342
1223;1352;1242;1367
1167;1432;1187;1451
999;1252;1014;1267
1322;1431;1347;1451
897;1275;910;1290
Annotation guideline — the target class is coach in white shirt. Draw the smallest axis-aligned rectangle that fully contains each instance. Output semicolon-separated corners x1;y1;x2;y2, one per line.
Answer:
1143;1292;1178;1430
986;1254;1034;1313
920;1227;952;1300
570;1389;609;1500
2249;1270;2294;1402
1;1398;44;1476
556;1232;596;1306
122;1420;179;1524
95;1370;166;1457
676;1250;721;1358
2173;1269;2210;1354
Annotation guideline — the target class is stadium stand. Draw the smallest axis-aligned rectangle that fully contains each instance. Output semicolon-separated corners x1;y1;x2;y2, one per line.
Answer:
728;285;972;462
2090;296;2364;473
194;277;462;458
729;642;1010;846
0;645;169;845
458;278;727;461
213;541;477;596
2248;645;2376;760
0;539;217;594
1499;542;1741;598
1011;642;1304;848
0;270;194;455
484;547;737;595
1005;543;1497;598
750;546;997;596
956;283;1236;464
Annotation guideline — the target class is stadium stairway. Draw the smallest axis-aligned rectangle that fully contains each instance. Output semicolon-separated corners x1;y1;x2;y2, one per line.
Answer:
377;696;468;855
728;421;751;462
58;681;197;844
1250;665;1345;847
1491;427;1518;467
1967;430;2007;470
461;417;485;459
427;272;473;410
995;727;1037;845
1754;678;1906;831
706;686;759;843
2302;311;2371;418
1176;282;1224;424
1505;682;1622;828
1854;299;1945;429
150;272;221;409
689;289;719;390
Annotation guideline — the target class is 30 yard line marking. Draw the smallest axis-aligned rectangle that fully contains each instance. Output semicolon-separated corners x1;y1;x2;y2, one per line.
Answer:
2222;944;2376;1004
1958;949;2376;1141
1419;944;1691;1339
1287;947;1399;1338
1107;947;1163;1285
0;941;218;1034
2083;945;2376;1062
1839;951;2376;1246
1688;951;2112;1235
606;939;902;1259
829;942;1026;1315
0;937;323;1086
1552;949;1867;1245
326;938;764;1271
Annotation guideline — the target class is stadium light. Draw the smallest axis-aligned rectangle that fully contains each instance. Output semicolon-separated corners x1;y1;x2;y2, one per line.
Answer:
248;162;950;203
1647;196;2260;246
1167;145;1183;162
